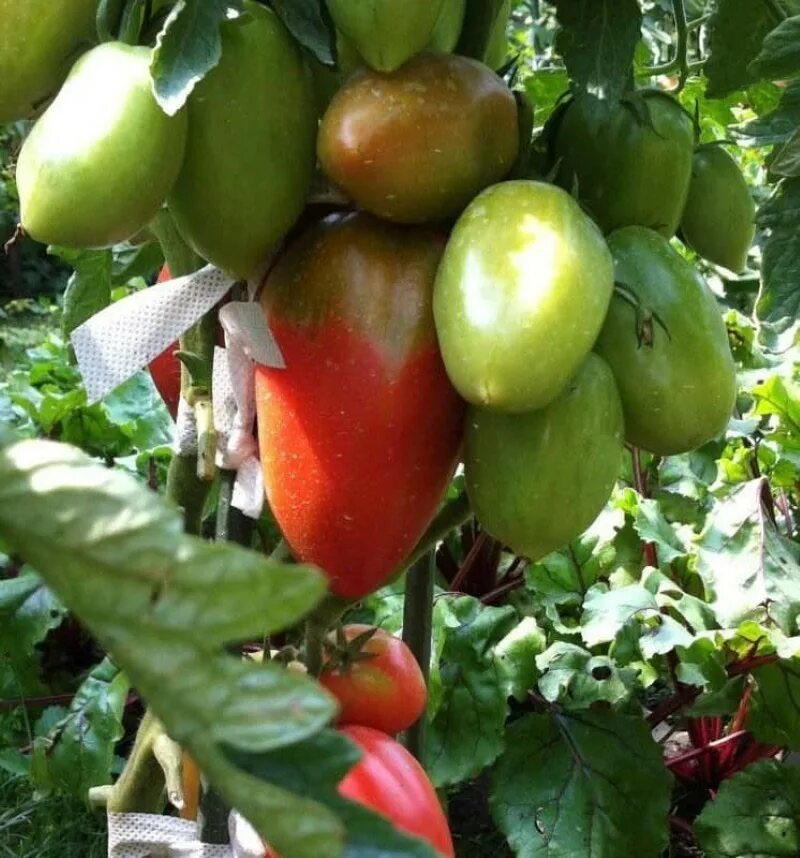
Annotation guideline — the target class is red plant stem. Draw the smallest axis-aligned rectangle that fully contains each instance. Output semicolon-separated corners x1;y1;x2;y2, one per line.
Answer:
668;815;695;837
0;692;77;712
665;730;749;770
450;530;489;591
729;654;778;675
481;575;525;605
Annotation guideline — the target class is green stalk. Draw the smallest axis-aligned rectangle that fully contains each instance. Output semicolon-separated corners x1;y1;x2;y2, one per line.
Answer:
402;551;435;763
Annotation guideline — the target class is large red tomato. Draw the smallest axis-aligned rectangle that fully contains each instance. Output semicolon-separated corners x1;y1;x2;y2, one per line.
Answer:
254;213;465;600
320;625;426;735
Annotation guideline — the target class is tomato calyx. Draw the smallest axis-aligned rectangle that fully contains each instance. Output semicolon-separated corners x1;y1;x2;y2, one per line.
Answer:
613;280;672;349
323;625;380;673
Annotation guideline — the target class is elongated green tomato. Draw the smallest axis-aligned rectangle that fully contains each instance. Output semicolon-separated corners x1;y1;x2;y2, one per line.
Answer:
0;0;97;124
465;354;624;560
594;227;737;456
483;0;511;69
433;180;614;412
16;43;187;249
168;2;316;280
553;91;694;236
327;0;445;72
680;144;755;273
428;0;467;52
319;53;518;224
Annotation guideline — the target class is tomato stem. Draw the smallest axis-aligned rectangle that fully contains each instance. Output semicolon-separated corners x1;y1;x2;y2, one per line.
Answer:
400;492;473;574
402;551;436;763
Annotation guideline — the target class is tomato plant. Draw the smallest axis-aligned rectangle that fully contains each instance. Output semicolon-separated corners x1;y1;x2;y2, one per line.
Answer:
3;2;800;858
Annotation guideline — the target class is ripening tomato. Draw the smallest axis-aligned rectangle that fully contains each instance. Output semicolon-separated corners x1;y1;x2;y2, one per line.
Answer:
255;213;464;600
148;266;181;419
320;625;426;735
553;90;694;237
318;52;518;224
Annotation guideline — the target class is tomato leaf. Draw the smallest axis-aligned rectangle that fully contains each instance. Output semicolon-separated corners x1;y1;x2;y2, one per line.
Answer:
772;127;800;178
51;248;112;340
750;15;800;80
553;0;642;108
695;759;800;857
150;0;243;116
734;79;800;148
270;0;335;66
704;0;778;98
30;658;130;797
490;711;672;858
425;595;516;787
0;438;349;858
749;660;800;748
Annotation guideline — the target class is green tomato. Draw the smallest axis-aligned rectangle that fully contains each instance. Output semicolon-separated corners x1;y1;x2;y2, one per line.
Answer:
553;91;695;237
428;0;467;53
680;144;755;274
465;353;624;561
327;0;444;72
483;0;511;70
433;180;614;412
168;2;317;280
594;226;737;456
17;42;187;249
0;0;97;124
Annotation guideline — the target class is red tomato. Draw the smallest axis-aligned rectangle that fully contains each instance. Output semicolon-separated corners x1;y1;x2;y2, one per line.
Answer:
264;726;454;858
255;213;464;600
148;265;182;419
320;625;426;736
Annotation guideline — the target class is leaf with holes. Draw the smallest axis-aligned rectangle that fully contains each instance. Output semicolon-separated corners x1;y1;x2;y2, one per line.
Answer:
490;711;672;857
581;584;659;648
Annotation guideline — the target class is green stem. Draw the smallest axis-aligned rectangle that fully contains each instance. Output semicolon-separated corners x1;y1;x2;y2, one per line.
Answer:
166;453;209;536
402;552;435;763
304;596;349;677
763;0;787;23
105;710;167;813
671;0;689;93
215;469;254;545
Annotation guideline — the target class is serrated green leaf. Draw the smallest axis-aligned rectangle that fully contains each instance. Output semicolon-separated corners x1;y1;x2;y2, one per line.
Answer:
425;595;516;787
749;660;800;748
554;0;642;106
734;79;800;148
30;658;130;796
581;584;659;648
150;0;243;116
750;15;800;80
705;0;778;98
536;642;637;709
772;127;800;177
695;759;800;857
490;711;672;858
0;439;346;858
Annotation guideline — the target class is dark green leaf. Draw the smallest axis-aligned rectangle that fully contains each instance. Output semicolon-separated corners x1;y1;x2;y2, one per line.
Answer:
111;242;164;285
270;0;335;65
150;0;243;116
490;711;672;857
0;439;345;858
52;248;112;340
705;0;778;98
457;0;506;61
554;0;642;107
750;15;800;80
734;79;800;148
695;760;800;857
749;660;800;748
425;595;516;787
772;127;800;177
96;0;126;41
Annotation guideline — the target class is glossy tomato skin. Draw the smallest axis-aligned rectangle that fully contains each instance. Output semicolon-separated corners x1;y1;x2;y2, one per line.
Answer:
318;52;518;224
465;353;624;560
255;213;464;600
17;43;187;249
0;0;96;124
320;625;426;735
553;91;694;237
327;0;444;72
594;227;737;456
338;726;455;858
434;180;613;413
168;2;317;280
680;144;755;273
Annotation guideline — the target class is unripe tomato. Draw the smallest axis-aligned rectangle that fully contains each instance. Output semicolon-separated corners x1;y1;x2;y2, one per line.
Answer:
428;0;467;53
255;213;464;600
17;43;187;249
483;0;511;69
168;1;317;280
433;180;613;413
319;52;518;224
465;354;624;561
594;227;737;455
0;0;96;124
553;91;695;237
320;625;426;736
326;0;445;72
680;144;755;273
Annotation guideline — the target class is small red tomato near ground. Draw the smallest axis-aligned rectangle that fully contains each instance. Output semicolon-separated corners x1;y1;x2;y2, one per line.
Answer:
320;624;426;736
264;726;454;858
